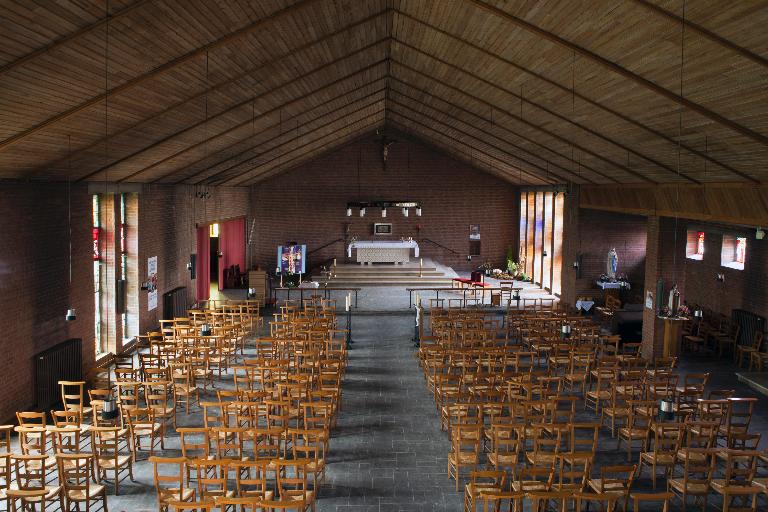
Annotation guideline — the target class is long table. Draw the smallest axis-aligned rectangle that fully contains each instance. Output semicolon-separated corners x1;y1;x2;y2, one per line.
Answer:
347;240;419;264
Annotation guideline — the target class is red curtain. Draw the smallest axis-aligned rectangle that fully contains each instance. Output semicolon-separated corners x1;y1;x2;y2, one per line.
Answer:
218;217;246;290
196;226;210;301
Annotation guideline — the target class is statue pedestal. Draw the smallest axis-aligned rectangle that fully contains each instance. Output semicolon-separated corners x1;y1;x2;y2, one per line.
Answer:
656;317;686;358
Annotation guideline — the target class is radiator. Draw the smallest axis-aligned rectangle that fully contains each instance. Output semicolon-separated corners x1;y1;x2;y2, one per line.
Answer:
731;309;766;348
35;339;83;411
163;286;189;320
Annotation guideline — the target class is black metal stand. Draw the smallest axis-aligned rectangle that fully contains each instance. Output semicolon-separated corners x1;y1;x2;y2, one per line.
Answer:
345;308;354;349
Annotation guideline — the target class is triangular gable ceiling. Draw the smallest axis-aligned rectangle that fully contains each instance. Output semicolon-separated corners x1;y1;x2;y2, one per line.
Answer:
0;0;766;186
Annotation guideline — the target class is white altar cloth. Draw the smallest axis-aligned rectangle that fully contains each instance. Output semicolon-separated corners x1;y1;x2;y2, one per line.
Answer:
347;240;420;264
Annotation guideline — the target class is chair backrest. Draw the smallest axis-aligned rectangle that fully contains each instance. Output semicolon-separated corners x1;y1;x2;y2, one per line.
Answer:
149;456;188;501
6;489;52;512
56;453;95;496
234;460;270;498
177;427;210;459
631;492;672;512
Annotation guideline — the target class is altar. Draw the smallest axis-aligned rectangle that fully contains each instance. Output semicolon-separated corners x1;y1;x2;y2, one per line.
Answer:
347;240;420;264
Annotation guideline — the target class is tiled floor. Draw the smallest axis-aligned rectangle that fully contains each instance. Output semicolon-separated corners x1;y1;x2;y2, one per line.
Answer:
97;306;768;511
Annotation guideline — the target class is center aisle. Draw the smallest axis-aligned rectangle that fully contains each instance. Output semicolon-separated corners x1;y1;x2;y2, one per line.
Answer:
319;312;463;512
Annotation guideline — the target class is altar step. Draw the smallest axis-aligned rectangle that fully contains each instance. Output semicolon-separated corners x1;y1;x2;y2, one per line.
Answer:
310;262;456;287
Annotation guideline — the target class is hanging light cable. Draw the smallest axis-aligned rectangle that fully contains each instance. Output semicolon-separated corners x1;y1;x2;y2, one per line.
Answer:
66;134;76;321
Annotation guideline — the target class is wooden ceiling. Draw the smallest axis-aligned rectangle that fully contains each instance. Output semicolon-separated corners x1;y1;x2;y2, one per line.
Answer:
0;0;766;186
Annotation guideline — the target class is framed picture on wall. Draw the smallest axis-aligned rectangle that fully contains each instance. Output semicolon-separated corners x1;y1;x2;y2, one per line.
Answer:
373;223;392;235
469;225;480;240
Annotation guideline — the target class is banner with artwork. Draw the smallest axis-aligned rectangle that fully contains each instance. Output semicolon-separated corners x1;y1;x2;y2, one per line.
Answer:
277;245;306;274
147;256;158;311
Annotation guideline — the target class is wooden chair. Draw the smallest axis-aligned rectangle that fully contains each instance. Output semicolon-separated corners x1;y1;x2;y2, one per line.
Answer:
586;464;636;511
233;460;274;501
6;489;58;512
167;501;216;512
190;459;234;501
462;470;506;512
617;400;653;461
91;426;134;495
740;330;765;369
668;448;716;512
510;466;554;493
639;422;683;489
11;454;63;508
275;459;315;512
125;408;164;458
448;424;483;490
710;450;762;512
714;323;740;357
55;453;108;512
59;381;92;424
630;492;673;512
149;456;196;512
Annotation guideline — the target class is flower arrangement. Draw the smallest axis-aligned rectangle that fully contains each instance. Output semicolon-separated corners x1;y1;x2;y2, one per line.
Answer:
677;304;691;317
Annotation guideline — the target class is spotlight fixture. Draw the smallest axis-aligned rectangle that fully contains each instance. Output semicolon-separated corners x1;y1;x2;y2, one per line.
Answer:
346;208;352;217
381;208;387;218
402;208;409;217
65;308;77;322
359;208;366;217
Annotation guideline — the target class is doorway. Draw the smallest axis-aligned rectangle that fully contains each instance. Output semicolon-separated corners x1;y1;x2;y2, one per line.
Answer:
210;223;220;293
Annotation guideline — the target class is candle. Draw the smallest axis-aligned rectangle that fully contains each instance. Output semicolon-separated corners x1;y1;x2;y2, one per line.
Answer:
299;272;302;285
333;258;337;267
415;293;420;307
345;293;350;311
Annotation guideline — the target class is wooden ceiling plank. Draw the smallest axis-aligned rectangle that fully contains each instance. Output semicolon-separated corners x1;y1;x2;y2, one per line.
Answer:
171;83;387;184
33;9;389;179
629;0;768;69
396;10;756;184
394;37;698;184
88;47;388;183
466;0;768;147
0;0;324;153
213;100;384;185
389;79;598;185
0;0;152;77
388;92;583;185
223;107;385;186
392;59;657;184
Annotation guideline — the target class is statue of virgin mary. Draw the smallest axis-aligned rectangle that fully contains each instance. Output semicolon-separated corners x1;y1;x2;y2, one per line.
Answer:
607;248;618;280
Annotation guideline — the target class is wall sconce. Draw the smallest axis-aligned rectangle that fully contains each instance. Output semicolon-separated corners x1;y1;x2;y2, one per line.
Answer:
716;273;725;283
381;208;387;218
694;309;703;318
416;206;422;216
65;308;76;322
402;208;409;217
359;208;366;217
346;207;352;217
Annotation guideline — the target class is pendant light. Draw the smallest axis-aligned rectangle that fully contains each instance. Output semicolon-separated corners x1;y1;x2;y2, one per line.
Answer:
416;206;422;217
346;207;352;217
359;208;366;217
65;134;76;322
402;208;409;217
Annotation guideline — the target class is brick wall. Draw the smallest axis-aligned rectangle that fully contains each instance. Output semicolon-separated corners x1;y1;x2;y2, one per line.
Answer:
137;185;250;333
249;136;519;273
0;182;95;422
677;222;767;317
576;208;648;303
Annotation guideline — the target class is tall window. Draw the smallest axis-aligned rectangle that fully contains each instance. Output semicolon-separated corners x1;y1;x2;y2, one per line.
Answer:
519;189;564;294
92;195;102;353
686;230;705;260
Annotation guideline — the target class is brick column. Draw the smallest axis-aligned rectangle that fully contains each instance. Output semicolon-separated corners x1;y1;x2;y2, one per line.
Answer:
642;215;687;359
559;186;580;308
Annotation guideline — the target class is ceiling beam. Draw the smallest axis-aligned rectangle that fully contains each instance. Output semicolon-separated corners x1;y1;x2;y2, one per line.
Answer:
387;96;567;185
189;92;386;185
385;118;536;186
0;0;324;153
393;38;698;183
162;83;387;184
392;59;657;184
0;0;152;78
466;0;768;147
87;47;388;182
389;75;613;184
628;0;768;69
224;109;385;186
34;9;389;179
389;79;601;184
395;10;756;183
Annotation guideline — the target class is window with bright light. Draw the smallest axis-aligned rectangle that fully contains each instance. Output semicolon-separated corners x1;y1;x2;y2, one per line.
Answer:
210;223;219;238
686;230;705;260
92;195;102;354
721;234;746;270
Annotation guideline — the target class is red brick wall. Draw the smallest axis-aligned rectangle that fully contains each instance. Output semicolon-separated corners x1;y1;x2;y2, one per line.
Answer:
576;209;648;303
0;183;95;422
677;222;767;317
137;185;250;332
249;136;519;273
